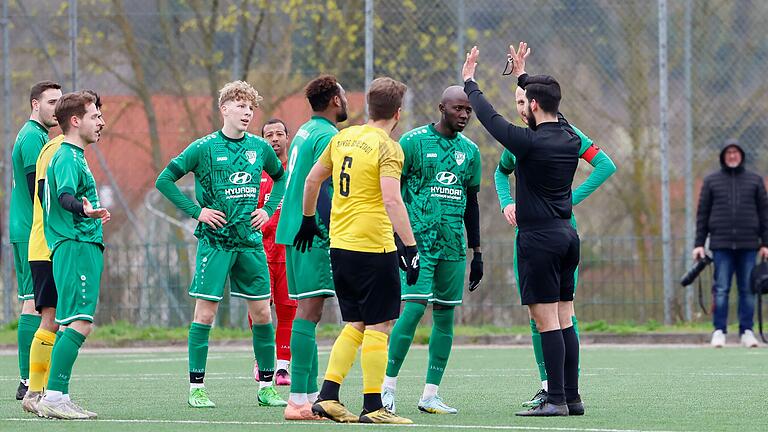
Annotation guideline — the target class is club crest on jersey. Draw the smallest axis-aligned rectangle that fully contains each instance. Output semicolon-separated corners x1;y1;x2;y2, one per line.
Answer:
246;151;257;164
455;151;466;166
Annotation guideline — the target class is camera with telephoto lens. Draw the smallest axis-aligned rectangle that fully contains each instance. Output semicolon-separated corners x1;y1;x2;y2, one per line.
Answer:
680;255;713;286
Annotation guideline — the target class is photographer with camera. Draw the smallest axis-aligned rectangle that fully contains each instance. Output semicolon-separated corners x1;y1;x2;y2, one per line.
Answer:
693;139;768;348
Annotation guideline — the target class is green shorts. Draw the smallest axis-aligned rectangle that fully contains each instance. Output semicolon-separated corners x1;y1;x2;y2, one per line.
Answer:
285;245;334;300
52;240;103;325
12;242;34;301
189;239;271;302
401;254;466;306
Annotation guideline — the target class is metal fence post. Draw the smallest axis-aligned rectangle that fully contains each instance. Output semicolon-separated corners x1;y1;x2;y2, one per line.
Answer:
1;0;11;323
683;0;694;321
658;0;673;325
69;0;78;91
364;0;373;117
456;0;465;84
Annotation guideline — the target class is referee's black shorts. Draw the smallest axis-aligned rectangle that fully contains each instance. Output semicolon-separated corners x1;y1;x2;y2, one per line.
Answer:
330;248;401;325
517;219;580;305
30;260;57;313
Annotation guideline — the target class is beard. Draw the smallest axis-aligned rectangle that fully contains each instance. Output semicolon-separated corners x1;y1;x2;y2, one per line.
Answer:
337;100;349;123
526;105;538;130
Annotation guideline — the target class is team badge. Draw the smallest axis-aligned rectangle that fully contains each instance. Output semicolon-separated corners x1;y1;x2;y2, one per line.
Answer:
455;151;466;166
246;151;257;164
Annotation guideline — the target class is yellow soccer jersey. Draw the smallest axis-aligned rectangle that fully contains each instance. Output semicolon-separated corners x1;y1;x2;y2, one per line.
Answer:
318;124;404;253
28;135;65;262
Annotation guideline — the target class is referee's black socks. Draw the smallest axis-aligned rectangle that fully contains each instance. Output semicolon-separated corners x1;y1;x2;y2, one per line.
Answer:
562;325;580;402
540;329;566;405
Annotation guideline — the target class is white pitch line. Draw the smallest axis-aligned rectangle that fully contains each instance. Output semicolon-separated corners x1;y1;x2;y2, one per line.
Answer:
0;417;695;432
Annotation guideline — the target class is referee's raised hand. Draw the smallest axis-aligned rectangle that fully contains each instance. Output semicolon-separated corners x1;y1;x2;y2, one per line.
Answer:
507;41;530;78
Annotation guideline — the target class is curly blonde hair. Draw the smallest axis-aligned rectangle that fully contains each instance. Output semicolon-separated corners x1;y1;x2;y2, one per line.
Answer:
218;80;263;107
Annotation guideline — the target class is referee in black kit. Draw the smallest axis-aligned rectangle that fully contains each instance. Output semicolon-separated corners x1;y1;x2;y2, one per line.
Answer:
462;42;582;417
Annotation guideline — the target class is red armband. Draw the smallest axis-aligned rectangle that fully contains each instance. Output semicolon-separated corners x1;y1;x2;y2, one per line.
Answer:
581;144;601;164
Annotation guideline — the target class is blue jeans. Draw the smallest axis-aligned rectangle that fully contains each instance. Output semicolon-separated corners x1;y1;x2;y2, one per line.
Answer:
712;249;757;334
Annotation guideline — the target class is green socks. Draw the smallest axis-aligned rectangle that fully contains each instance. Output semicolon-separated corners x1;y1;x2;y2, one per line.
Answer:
308;341;319;394
47;327;86;393
426;307;455;386
188;322;211;383
530;319;547;383
386;301;426;378
289;318;317;394
572;315;580;340
17;314;41;381
252;323;276;383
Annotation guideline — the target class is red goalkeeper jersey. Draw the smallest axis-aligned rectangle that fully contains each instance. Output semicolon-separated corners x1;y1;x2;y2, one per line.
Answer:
258;161;287;263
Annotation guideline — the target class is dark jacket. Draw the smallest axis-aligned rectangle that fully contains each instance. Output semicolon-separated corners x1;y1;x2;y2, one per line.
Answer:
695;142;768;250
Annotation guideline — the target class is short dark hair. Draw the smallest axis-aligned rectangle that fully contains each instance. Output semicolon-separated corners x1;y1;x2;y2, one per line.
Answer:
525;75;561;114
29;80;61;108
367;77;407;121
55;91;96;134
261;118;288;137
82;89;102;109
305;75;341;112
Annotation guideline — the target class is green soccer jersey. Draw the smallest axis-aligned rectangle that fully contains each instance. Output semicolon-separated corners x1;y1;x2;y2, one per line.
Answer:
400;124;482;261
10;120;49;243
43;142;103;252
164;131;285;251
275;116;338;246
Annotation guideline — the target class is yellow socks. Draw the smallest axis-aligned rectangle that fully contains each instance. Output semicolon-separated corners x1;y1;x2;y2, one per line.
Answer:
29;329;56;392
324;325;364;384
361;329;388;395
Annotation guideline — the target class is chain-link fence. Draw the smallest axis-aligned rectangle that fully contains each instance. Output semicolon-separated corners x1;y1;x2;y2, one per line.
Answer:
1;0;766;327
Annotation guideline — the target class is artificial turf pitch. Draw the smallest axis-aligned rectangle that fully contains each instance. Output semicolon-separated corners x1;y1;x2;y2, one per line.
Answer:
1;344;766;431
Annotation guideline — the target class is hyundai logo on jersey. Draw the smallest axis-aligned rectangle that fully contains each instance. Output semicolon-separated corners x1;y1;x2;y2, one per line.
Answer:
436;171;458;185
229;172;252;185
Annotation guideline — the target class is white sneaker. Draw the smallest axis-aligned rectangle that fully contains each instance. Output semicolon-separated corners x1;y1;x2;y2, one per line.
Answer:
711;330;725;348
741;330;759;348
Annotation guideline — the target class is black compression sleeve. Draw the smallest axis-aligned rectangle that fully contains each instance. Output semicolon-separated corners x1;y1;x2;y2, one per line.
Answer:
464;189;480;249
26;172;36;201
464;79;532;157
58;193;86;217
37;180;45;206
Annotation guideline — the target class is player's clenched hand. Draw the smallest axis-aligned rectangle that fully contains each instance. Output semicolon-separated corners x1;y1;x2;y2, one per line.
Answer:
293;215;322;253
198;207;227;229
250;208;269;229
462;46;479;82
83;197;108;220
503;204;517;226
400;244;420;286
468;252;483;291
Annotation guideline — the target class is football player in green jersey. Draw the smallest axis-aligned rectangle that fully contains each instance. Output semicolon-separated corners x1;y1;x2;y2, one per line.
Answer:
495;85;615;410
10;80;61;400
274;75;347;421
382;86;483;415
156;81;287;408
36;91;109;420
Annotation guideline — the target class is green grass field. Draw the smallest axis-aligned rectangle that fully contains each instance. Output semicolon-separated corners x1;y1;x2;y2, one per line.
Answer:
1;345;766;431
